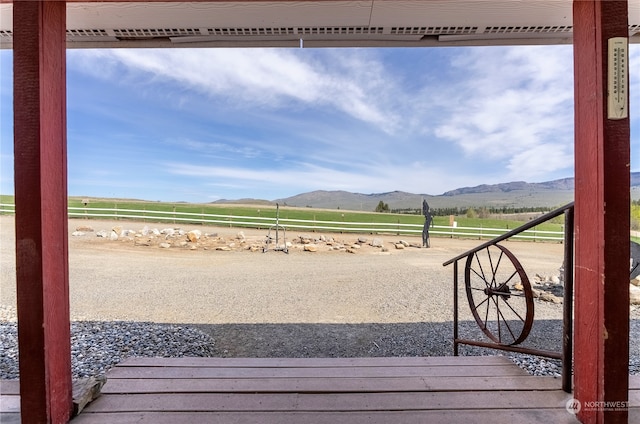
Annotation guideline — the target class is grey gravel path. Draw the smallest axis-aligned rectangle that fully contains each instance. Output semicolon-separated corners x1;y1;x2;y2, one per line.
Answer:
1;216;638;379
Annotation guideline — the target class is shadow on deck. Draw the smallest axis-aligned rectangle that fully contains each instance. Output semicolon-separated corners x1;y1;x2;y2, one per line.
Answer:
6;356;636;423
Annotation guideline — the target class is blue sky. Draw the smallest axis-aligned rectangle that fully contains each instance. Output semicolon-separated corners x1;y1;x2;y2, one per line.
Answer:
1;45;638;203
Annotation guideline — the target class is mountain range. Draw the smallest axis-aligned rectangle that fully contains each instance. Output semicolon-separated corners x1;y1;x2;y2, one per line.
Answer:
213;173;640;212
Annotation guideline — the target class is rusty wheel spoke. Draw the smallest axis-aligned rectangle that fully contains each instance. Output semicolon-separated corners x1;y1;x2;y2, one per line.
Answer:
465;244;534;346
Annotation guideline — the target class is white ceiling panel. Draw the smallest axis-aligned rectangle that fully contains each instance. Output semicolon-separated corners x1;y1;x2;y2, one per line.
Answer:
0;1;638;48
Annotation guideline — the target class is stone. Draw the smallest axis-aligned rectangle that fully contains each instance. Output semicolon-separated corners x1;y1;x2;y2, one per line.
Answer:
109;231;118;241
141;226;150;236
370;238;383;248
304;244;318;252
152;229;161;236
179;241;188;247
161;228;175;237
72;375;106;415
398;240;410;247
513;282;524;291
159;242;171;249
216;246;232;251
631;284;640;305
357;237;368;244
346;248;357;254
539;292;562;304
631;276;640;287
394;243;405;249
550;275;560;284
187;230;201;242
96;230;108;238
299;235;312;244
112;226;123;236
236;231;246;241
350;244;361;249
190;245;197;250
75;225;94;232
72;231;85;237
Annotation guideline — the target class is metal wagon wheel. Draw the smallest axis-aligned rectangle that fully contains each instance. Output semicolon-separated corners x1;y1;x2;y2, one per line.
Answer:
464;244;534;345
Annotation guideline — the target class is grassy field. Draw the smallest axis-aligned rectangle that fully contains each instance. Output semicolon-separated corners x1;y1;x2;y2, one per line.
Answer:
0;195;565;238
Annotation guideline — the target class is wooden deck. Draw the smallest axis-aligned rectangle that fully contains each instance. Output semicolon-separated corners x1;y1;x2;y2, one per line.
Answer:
2;356;639;423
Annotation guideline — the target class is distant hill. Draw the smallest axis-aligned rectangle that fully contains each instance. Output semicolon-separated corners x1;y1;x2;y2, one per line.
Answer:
441;178;575;196
213;173;640;212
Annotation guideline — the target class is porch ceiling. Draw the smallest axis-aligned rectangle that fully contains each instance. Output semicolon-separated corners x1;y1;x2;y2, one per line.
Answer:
0;0;639;49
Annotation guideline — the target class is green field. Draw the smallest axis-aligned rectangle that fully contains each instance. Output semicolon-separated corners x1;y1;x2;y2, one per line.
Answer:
0;195;565;240
68;196;563;232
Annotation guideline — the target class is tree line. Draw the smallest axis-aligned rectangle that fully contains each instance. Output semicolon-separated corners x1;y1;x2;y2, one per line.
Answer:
389;206;554;216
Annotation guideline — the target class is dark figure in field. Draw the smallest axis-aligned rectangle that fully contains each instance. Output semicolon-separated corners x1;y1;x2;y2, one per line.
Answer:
422;199;434;248
631;241;640;280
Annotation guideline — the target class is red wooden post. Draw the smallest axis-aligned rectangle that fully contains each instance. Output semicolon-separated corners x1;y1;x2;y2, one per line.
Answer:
573;1;630;423
13;1;73;423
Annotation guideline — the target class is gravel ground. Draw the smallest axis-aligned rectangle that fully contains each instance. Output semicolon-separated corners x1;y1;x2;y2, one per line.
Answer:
1;215;638;379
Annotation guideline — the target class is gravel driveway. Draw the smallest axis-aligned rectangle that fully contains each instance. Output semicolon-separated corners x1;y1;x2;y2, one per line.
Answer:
1;215;637;378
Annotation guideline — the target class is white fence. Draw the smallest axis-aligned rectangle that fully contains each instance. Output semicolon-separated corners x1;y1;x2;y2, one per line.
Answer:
0;203;565;242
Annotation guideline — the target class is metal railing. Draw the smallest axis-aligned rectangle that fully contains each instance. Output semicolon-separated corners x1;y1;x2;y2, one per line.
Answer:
0;203;565;242
443;202;574;393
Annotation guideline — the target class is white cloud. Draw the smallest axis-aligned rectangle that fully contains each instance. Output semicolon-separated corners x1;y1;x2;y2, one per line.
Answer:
69;49;400;133
434;46;575;179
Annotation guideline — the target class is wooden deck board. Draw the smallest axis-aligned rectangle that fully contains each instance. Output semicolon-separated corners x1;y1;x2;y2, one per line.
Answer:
118;356;515;368
80;391;575;412
9;357;640;423
101;375;564;394
105;364;528;379
70;410;586;424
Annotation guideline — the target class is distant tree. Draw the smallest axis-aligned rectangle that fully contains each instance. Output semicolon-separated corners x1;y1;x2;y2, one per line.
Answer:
466;208;477;219
375;201;390;213
478;207;490;219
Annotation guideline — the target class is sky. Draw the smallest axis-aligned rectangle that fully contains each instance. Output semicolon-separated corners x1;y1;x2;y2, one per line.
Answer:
0;45;638;203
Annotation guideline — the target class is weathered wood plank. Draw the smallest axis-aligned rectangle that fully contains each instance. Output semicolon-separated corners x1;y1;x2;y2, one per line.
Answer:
101;375;563;394
118;356;515;368
0;381;20;395
82;390;575;413
72;409;582;424
0;413;21;424
0;395;20;413
105;364;526;379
